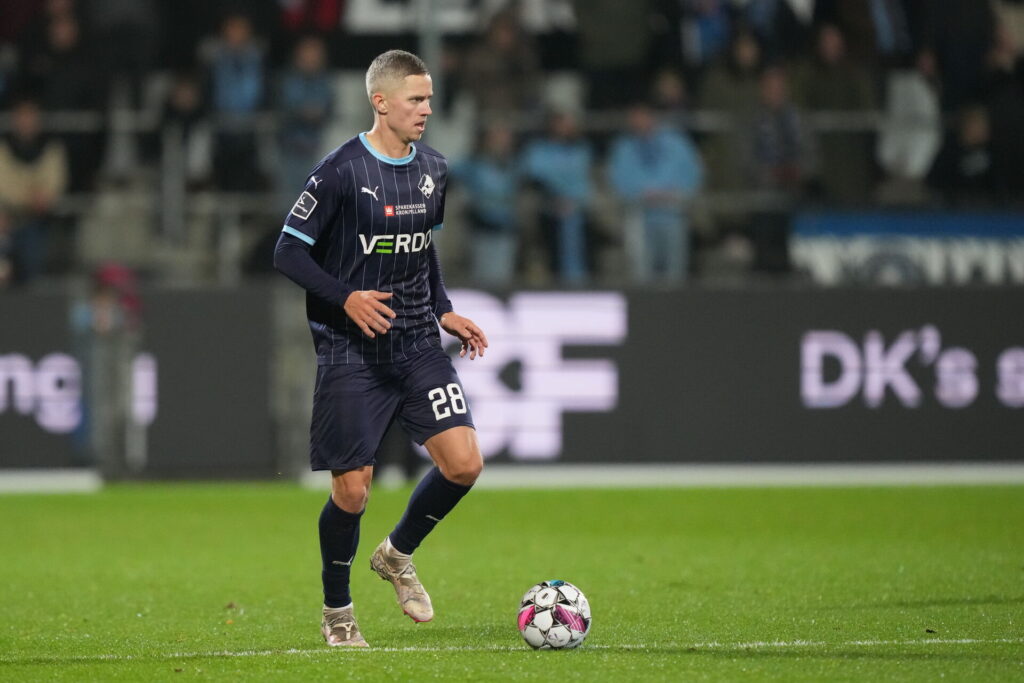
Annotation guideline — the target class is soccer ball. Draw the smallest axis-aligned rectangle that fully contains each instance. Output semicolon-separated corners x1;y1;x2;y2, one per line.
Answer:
517;580;591;649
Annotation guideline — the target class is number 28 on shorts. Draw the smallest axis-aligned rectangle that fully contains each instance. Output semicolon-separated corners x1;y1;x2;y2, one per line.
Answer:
429;383;467;421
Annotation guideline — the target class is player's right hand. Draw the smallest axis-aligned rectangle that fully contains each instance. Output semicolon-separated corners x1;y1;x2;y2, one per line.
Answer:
344;290;396;338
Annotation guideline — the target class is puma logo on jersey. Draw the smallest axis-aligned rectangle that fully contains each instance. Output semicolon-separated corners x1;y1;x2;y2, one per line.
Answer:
310;176;323;188
359;230;433;255
361;186;380;201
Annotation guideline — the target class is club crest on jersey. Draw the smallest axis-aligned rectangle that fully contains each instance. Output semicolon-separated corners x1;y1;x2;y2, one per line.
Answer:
418;174;435;198
290;191;317;220
359;230;432;255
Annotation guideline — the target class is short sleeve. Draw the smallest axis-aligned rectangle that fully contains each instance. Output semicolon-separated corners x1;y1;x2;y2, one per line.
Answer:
281;166;342;246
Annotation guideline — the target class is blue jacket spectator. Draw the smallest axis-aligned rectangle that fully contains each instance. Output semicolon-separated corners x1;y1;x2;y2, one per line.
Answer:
277;35;334;211
521;111;593;284
201;13;267;191
609;105;704;283
209;27;265;114
455;124;520;286
679;0;732;69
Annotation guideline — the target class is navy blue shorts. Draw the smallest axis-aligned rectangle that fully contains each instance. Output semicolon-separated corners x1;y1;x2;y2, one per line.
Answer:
309;346;475;471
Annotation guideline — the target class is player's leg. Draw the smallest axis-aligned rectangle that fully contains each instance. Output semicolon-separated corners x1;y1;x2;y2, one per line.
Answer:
388;426;481;553
370;348;480;622
421;425;483;485
369;429;481;623
313;363;398;646
320;465;372;647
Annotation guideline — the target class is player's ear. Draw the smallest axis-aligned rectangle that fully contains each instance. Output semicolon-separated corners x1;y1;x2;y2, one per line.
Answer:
372;93;388;115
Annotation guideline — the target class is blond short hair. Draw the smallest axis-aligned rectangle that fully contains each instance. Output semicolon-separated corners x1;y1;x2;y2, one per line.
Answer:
365;50;429;100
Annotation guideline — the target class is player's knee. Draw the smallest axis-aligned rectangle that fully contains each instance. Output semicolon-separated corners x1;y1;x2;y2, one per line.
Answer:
445;456;482;486
333;488;368;513
332;482;370;513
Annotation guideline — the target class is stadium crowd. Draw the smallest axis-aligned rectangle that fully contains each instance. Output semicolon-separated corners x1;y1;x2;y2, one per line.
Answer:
1;0;1023;289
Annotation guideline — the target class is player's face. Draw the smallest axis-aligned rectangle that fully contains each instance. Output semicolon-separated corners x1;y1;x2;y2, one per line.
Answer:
384;74;433;144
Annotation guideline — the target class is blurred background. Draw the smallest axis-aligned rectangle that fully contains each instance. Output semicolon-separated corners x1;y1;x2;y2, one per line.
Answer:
1;0;1022;485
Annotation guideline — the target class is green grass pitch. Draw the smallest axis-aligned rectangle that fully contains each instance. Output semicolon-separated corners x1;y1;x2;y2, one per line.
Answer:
1;483;1022;681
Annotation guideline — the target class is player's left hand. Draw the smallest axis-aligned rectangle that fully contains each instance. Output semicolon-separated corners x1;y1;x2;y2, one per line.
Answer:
439;312;489;360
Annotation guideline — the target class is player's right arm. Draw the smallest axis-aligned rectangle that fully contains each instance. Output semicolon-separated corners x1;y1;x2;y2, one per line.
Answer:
342;290;395;339
273;168;396;338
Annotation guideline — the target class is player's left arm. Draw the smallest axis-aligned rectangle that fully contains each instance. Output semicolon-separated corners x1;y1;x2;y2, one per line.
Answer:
427;243;488;359
439;310;488;360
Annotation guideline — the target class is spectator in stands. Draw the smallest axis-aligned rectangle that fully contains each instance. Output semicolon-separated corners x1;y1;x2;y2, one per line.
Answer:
277;35;334;210
983;21;1024;202
70;262;142;472
85;0;159;106
745;67;814;272
650;69;690;123
608;103;704;284
699;29;764;191
160;70;212;188
20;4;95;108
17;0;78;65
928;106;1005;207
739;0;816;62
521;110;594;284
677;0;732;72
201;12;267;191
921;0;997;112
748;67;815;194
793;24;877;204
995;0;1024;56
874;52;942;206
455;123;521;286
0;97;69;284
21;10;104;192
460;8;542;117
572;0;652;109
814;0;914;67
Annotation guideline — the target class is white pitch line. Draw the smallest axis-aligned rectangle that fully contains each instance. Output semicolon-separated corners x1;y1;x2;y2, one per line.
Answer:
0;469;102;494
6;463;1024;496
302;463;1024;491
2;637;1021;665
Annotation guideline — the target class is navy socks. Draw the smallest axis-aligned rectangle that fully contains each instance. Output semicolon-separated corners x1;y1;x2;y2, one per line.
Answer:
319;496;362;608
319;468;472;606
389;467;473;555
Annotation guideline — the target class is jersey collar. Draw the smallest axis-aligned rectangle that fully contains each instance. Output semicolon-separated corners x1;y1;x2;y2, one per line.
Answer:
359;132;417;165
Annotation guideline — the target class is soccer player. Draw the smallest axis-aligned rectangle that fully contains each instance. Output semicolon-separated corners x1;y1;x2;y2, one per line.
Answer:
273;49;488;648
